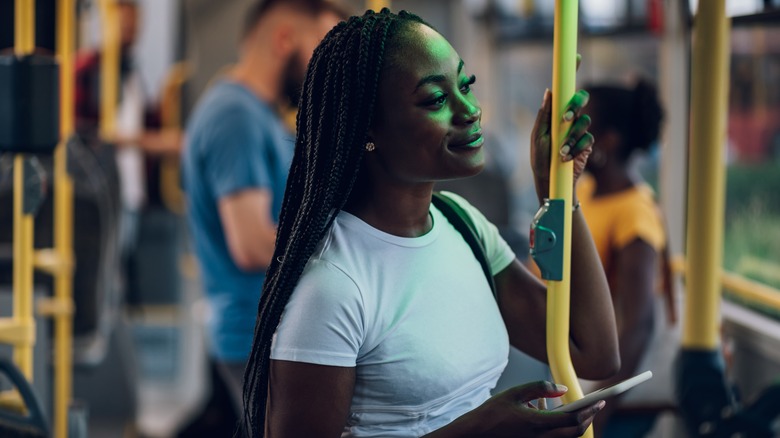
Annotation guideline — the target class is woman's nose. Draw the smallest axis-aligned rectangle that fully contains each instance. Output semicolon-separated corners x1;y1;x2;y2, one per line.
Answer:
457;100;481;126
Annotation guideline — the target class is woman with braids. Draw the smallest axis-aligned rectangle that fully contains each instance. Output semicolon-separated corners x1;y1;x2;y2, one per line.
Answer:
576;79;671;438
242;9;619;438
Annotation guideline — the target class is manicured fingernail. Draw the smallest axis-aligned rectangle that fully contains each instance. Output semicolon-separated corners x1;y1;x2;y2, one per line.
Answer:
598;400;606;409
555;384;568;392
542;88;550;105
560;145;570;157
564;110;574;121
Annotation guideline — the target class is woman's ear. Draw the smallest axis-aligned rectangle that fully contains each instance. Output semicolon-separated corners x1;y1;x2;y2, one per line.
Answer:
271;22;297;57
599;129;621;156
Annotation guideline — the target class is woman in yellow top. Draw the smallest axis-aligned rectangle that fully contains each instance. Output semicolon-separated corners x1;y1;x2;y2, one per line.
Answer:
577;79;668;438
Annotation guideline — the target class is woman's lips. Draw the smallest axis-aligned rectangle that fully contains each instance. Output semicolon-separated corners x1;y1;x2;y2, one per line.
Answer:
449;132;484;149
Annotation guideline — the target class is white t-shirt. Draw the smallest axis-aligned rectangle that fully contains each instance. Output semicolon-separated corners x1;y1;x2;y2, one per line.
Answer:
271;192;516;437
115;71;146;212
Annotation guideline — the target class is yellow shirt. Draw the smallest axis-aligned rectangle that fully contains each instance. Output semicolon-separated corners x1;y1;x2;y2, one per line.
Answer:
577;174;666;276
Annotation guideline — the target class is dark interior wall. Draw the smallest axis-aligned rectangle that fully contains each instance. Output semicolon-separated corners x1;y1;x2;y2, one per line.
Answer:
180;0;254;120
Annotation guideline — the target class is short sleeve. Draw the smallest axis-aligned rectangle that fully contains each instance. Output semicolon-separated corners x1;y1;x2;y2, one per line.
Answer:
612;188;666;252
202;106;273;199
438;191;516;275
270;259;365;367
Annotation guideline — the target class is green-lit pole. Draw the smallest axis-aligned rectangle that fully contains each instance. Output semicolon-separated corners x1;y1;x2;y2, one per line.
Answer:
547;1;589;436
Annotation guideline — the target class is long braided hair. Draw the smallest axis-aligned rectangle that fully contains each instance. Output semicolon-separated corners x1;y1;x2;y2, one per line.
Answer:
241;9;428;437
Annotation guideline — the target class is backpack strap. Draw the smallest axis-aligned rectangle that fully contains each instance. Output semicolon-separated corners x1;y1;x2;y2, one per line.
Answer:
431;192;498;301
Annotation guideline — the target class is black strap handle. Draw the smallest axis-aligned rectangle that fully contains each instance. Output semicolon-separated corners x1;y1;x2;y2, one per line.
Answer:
431;192;498;301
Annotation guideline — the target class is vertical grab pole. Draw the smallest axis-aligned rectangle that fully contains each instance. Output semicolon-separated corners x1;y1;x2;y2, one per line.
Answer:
683;0;729;350
13;0;37;382
54;0;76;436
98;0;120;141
15;0;35;55
548;1;590;436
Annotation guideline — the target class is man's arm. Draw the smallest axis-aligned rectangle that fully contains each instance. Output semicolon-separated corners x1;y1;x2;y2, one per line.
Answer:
113;129;183;156
219;188;277;271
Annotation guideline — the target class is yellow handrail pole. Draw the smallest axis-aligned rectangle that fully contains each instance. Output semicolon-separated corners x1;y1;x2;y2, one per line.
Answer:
159;63;190;215
15;0;35;55
99;0;121;140
672;256;780;322
366;0;390;11
13;0;37;382
548;2;587;435
683;0;730;350
53;0;77;436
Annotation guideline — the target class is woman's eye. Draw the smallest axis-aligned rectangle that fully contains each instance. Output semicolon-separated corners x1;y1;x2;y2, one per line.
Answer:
426;94;447;107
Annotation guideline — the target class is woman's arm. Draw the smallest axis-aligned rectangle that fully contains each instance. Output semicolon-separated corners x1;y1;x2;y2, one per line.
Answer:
610;240;657;382
493;209;619;380
494;88;619;380
267;362;605;438
592;239;657;436
266;360;355;437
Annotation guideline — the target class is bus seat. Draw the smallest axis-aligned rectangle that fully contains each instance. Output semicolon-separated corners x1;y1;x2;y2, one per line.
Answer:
0;135;123;367
0;358;49;438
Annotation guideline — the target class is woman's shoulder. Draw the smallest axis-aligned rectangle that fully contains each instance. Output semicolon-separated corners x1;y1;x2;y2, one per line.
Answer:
621;183;662;215
434;190;490;225
611;184;666;250
296;257;363;303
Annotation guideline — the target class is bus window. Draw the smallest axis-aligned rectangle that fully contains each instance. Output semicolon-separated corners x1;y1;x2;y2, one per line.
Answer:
723;24;780;317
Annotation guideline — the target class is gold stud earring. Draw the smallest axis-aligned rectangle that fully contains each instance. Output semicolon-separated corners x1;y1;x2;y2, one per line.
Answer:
365;141;376;152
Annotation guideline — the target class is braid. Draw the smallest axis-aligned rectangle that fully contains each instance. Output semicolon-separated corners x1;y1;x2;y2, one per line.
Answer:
240;9;429;437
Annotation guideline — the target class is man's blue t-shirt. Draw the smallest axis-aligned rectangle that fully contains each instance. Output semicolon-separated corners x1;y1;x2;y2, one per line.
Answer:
182;80;293;362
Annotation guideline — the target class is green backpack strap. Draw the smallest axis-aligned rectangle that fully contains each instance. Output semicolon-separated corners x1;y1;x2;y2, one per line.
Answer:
431;192;498;301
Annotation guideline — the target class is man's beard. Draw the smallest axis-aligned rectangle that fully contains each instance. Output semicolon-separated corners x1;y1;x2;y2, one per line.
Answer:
282;50;307;107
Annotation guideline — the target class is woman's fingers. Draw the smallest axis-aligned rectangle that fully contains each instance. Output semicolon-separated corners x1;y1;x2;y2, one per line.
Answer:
571;143;592;178
541;401;604;437
535;88;553;140
562;132;595;163
531;89;554;180
560;115;592;161
563;90;590;122
508;381;569;403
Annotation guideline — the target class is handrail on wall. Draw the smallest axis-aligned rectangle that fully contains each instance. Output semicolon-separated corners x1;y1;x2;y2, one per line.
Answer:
671;256;780;314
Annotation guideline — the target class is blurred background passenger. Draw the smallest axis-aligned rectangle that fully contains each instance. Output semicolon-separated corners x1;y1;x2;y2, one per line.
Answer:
76;0;183;265
181;0;346;415
577;78;675;438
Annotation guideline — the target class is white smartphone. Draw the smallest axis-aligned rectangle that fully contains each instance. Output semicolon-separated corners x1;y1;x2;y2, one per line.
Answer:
552;370;653;413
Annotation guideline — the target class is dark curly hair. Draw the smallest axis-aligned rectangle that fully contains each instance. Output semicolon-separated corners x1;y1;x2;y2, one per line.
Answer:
586;78;664;162
240;8;430;437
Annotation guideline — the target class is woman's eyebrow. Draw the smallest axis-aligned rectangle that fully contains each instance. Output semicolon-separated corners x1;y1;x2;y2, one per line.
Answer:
413;59;465;92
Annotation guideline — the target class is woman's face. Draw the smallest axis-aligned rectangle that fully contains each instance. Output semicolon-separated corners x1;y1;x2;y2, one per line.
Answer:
368;23;483;184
